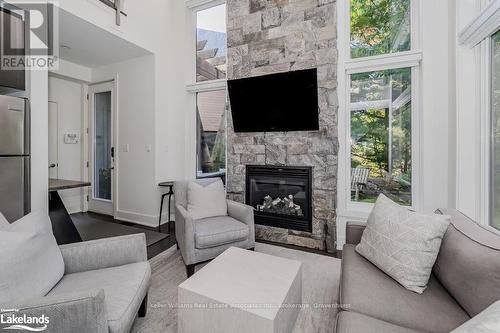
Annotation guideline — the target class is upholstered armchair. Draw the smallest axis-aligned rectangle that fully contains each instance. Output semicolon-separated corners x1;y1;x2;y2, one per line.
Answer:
174;178;255;277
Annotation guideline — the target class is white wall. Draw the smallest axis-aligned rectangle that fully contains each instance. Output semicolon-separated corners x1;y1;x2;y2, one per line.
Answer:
91;55;159;226
48;75;86;213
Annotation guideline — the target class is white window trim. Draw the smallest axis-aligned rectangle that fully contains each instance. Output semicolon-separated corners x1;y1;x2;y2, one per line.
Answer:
458;0;500;47
336;0;422;249
456;0;500;226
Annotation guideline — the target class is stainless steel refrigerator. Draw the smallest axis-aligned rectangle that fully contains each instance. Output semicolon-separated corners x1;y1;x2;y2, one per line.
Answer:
0;95;30;222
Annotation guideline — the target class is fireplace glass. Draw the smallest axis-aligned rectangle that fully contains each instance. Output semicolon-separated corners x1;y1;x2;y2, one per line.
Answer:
246;166;312;232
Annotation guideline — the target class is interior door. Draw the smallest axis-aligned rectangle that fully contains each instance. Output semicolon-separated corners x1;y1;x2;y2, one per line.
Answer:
88;82;115;216
48;101;58;178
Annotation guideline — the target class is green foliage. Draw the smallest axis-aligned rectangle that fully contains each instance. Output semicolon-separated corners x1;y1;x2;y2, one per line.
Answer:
350;0;411;58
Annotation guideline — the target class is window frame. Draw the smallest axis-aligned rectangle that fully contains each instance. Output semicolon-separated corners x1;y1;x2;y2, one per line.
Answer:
337;0;422;243
186;0;228;179
457;0;500;228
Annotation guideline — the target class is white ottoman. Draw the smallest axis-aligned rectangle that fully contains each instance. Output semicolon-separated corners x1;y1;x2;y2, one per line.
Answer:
178;247;302;333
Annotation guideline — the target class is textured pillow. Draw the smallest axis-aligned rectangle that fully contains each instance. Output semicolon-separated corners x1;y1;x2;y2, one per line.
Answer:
187;179;227;220
451;300;500;332
356;194;450;294
0;211;64;305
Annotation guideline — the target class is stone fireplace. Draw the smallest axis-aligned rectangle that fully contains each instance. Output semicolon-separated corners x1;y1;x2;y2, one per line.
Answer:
246;165;312;232
226;0;338;252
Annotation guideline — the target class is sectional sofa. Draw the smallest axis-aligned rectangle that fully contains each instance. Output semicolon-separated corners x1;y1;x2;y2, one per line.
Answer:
335;208;500;333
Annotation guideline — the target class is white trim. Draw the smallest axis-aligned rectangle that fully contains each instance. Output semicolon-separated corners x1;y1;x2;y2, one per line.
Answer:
480;37;492;225
346;50;422;74
459;0;500;47
186;0;225;10
186;79;227;93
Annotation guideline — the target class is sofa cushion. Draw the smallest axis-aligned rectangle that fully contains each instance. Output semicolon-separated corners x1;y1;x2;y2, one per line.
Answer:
187;179;227;220
434;208;500;317
356;195;450;294
0;212;9;229
451;300;500;333
336;311;422;333
0;211;64;305
48;262;151;333
341;244;469;333
195;216;249;249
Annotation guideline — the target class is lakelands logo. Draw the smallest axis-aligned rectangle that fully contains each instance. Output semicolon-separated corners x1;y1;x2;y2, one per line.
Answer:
0;309;49;332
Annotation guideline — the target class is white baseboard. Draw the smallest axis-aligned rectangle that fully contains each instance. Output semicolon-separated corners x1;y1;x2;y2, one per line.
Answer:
114;209;173;228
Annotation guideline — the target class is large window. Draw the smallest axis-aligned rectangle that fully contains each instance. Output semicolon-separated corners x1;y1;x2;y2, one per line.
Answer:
340;0;418;210
196;4;227;82
491;30;500;230
196;90;227;179
350;0;411;58
350;68;412;205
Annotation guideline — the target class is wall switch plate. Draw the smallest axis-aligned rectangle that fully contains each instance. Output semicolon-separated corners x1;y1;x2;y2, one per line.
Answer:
64;133;80;144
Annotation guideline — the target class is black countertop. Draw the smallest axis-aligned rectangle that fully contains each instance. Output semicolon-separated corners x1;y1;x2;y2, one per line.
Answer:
49;179;91;192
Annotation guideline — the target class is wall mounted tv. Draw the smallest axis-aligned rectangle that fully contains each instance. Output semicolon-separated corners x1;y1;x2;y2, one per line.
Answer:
228;68;319;133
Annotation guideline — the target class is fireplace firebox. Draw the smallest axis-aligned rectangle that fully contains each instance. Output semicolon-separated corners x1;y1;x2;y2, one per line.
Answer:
246;165;312;232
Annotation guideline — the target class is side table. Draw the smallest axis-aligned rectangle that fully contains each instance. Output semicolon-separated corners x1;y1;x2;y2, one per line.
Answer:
158;181;174;233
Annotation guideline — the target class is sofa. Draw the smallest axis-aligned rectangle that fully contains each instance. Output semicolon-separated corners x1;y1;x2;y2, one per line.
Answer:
174;178;255;277
335;208;500;333
0;211;151;333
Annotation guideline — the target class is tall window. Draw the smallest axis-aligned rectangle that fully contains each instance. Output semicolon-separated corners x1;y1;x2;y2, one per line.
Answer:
196;90;227;178
342;0;419;208
491;30;500;229
196;4;227;82
188;1;227;180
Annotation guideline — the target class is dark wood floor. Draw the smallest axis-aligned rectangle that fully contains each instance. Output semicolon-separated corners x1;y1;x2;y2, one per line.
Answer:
75;212;341;259
75;212;177;259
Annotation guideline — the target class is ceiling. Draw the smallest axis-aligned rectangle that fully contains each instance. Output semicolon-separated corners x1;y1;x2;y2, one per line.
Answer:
58;9;151;68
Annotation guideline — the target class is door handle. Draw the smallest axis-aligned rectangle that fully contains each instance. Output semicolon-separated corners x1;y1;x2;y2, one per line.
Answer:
49;163;56;168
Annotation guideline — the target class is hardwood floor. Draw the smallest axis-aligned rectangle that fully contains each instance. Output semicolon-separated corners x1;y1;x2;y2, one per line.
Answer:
72;212;177;259
73;212;341;259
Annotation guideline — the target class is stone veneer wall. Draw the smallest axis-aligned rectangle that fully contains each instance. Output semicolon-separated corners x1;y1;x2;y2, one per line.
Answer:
226;0;338;252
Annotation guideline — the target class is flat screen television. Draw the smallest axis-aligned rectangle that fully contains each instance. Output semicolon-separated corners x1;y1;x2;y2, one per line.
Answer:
228;68;319;133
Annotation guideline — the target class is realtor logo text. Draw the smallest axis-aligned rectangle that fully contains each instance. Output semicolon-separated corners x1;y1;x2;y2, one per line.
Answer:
0;309;49;332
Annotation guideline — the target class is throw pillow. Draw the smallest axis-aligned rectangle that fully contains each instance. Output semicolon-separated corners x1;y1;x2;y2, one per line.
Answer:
451;300;500;332
187;179;227;220
356;194;450;294
0;211;64;305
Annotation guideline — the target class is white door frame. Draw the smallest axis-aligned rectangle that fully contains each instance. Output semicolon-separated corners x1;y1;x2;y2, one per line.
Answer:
88;81;117;216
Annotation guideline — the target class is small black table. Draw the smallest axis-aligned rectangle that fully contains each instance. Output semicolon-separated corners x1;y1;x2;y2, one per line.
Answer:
158;182;174;233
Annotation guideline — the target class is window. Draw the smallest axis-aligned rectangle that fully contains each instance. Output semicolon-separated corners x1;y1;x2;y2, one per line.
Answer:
491;30;500;229
196;90;227;179
338;0;419;212
196;4;227;82
350;68;412;205
350;0;410;58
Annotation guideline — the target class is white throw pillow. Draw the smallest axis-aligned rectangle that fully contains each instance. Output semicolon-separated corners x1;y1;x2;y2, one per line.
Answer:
0;211;64;305
356;194;450;294
451;301;500;332
187;179;227;220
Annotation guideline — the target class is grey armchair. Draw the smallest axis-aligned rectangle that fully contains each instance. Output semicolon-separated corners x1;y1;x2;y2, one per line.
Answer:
174;178;255;277
3;233;151;333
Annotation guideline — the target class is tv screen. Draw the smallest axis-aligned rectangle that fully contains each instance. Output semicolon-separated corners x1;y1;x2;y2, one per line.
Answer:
228;68;319;133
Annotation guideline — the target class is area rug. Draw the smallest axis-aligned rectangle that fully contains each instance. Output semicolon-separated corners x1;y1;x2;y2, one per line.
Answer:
71;214;168;247
131;243;341;332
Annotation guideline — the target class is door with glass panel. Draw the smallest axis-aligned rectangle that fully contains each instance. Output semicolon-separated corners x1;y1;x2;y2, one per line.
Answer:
88;82;115;215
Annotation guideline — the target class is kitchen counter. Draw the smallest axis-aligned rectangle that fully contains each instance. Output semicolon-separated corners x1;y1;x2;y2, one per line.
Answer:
49;178;91;192
48;178;90;245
